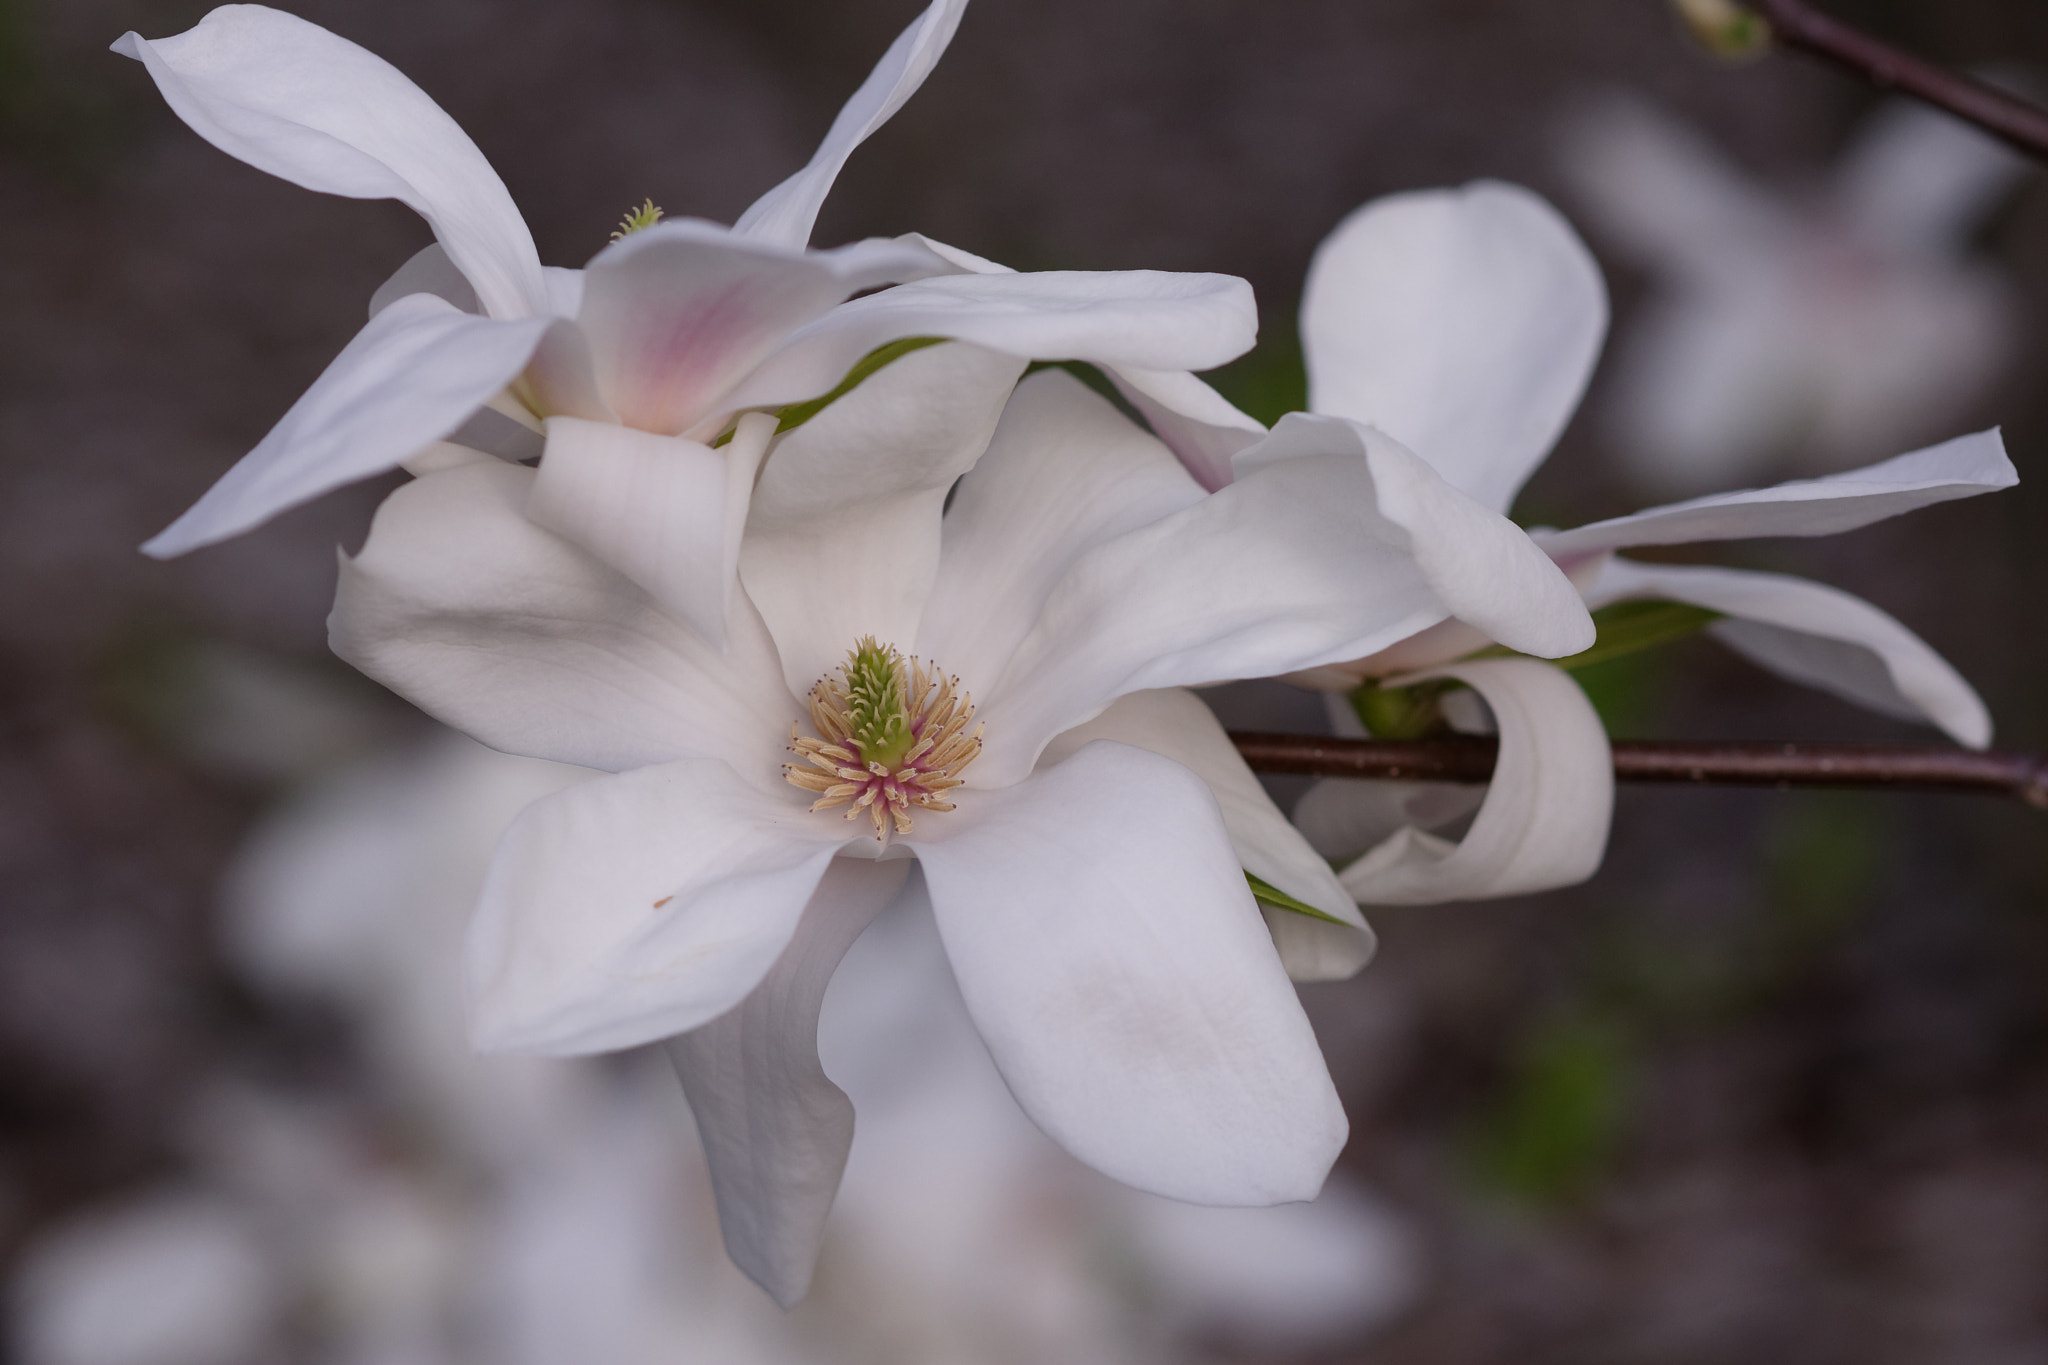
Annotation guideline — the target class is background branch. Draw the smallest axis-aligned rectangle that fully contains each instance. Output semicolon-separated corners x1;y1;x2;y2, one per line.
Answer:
1229;732;2048;808
1747;0;2048;160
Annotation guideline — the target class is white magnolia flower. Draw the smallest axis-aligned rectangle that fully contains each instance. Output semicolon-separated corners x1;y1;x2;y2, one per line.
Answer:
117;0;1260;642
1272;181;2016;905
1559;94;2028;498
324;300;1591;1303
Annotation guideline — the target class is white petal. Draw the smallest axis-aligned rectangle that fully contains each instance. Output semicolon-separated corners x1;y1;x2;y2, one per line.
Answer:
1040;689;1374;982
891;233;1266;489
914;368;1206;705
662;856;909;1307
959;396;1591;787
368;242;480;317
732;0;968;247
913;739;1347;1204
576;221;939;435
1585;555;1992;747
330;458;798;774
729;268;1258;416
144;294;550;557
1108;366;1267;493
742;342;1025;696
467;758;849;1055
1332;658;1613;904
1538;427;2017;562
1301;181;1608;514
115;6;544;319
525;411;777;649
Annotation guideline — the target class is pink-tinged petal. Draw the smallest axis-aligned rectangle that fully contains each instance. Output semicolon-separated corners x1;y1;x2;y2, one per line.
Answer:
913;739;1347;1205
728;268;1258;416
525;412;777;649
743;342;1024;696
1537;428;2016;562
467;758;852;1056
1040;690;1373;982
732;0;968;248
330;459;798;775
144;294;550;557
1585;556;1992;747
1317;659;1613;904
662;856;911;1307
114;6;545;320
1301;182;1608;515
575;221;940;435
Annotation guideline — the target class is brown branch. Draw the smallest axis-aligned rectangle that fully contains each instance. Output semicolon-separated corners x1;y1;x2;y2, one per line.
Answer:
1228;732;2048;808
1748;0;2048;161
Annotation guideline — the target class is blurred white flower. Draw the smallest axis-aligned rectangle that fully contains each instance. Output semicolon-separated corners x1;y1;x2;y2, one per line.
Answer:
1559;94;2029;498
9;1189;278;1365
11;730;1423;1363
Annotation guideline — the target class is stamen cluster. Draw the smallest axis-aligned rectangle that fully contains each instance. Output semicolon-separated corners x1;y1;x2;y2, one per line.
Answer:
785;638;982;842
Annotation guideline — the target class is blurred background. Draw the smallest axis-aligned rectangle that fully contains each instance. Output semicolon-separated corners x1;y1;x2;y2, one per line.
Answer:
4;0;2048;1360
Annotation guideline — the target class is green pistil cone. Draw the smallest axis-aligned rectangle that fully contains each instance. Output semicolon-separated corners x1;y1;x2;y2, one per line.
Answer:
845;638;914;769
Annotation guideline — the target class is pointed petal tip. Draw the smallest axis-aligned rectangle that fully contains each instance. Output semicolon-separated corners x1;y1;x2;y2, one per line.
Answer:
110;30;144;59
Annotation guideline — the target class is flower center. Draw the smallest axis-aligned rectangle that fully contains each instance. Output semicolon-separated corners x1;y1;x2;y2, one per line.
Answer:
784;637;982;843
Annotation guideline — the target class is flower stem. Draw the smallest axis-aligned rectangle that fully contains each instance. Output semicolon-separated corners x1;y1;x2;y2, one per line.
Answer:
1229;732;2048;808
1744;0;2048;161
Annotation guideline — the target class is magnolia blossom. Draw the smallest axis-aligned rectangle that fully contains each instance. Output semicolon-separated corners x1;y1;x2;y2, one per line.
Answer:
324;290;1591;1302
1268;182;2015;904
117;0;1260;638
1559;94;2028;498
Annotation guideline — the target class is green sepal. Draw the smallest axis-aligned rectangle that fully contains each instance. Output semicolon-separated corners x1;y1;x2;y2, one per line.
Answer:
1246;871;1354;927
1350;677;1461;740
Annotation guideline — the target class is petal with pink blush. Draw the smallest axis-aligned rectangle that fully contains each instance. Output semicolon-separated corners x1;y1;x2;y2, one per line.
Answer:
576;221;940;436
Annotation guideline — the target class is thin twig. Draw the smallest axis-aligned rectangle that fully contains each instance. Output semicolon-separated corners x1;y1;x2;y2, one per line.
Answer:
1748;0;2048;161
1228;732;2048;808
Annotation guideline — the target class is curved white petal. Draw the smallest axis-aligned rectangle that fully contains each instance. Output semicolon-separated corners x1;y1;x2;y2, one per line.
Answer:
728;268;1258;416
883;233;1270;491
1538;427;2017;562
955;397;1592;787
1108;366;1267;493
525;412;777;649
914;739;1347;1205
144;294;550;557
1585;555;1991;747
576;221;940;435
916;368;1207;708
742;342;1025;696
467;758;849;1055
1301;181;1608;515
368;242;481;318
732;0;968;247
1243;414;1594;657
115;6;544;319
662;856;910;1308
1040;689;1374;982
1330;658;1613;904
330;459;798;774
